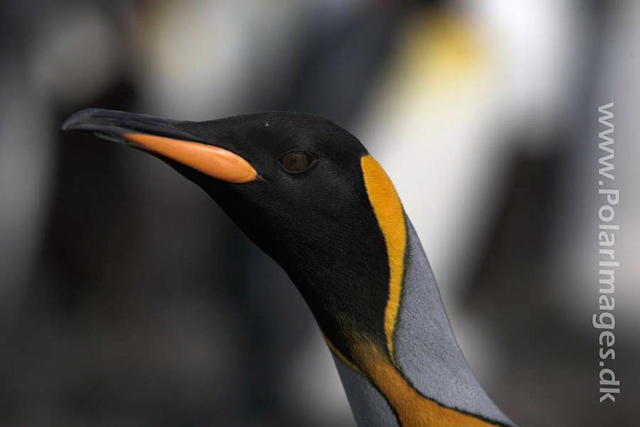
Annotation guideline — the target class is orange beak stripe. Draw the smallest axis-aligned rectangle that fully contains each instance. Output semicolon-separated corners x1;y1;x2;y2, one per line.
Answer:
124;133;257;183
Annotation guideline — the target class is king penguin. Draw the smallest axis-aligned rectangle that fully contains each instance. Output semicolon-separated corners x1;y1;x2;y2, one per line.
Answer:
63;108;515;427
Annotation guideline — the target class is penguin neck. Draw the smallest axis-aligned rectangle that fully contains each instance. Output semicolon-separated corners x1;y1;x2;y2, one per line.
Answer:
329;219;514;427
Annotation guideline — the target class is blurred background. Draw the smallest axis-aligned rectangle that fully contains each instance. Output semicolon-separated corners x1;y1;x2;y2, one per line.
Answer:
0;0;638;425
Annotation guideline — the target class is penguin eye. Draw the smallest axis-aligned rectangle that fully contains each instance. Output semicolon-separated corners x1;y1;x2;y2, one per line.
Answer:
280;151;314;174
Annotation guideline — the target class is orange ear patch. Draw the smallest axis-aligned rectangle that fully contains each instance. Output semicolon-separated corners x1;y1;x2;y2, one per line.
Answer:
360;155;406;361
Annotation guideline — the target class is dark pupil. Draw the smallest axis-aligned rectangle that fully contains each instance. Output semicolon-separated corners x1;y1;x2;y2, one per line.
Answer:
283;152;309;172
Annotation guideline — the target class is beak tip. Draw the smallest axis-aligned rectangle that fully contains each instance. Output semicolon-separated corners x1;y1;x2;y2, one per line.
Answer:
61;108;100;132
61;115;78;132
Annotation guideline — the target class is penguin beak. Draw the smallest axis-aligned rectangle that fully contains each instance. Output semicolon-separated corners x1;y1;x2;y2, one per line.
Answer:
62;108;258;184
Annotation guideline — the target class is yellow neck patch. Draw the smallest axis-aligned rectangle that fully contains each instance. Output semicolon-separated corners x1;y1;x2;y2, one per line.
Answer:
360;155;406;361
355;341;497;427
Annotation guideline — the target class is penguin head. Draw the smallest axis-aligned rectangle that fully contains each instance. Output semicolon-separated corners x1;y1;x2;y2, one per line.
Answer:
63;109;394;349
63;109;513;427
